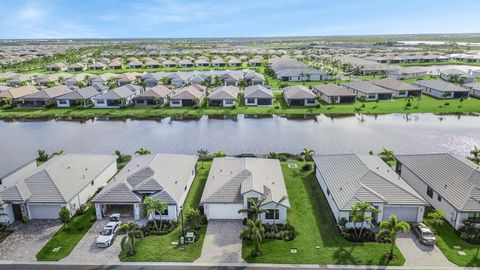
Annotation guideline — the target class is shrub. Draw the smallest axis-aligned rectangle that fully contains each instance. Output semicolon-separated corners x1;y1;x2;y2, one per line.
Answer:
302;163;312;171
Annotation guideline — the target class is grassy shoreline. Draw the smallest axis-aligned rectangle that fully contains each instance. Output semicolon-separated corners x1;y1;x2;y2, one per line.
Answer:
1;95;480;119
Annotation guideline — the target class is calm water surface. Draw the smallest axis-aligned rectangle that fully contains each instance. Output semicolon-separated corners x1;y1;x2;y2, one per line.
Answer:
1;113;480;173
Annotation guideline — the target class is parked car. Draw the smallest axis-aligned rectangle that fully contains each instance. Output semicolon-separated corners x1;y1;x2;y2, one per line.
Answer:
109;213;121;222
412;223;436;245
96;221;121;248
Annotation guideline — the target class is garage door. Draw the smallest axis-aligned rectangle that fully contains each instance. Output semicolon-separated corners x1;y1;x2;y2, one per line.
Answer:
382;206;418;222
205;203;244;220
29;204;62;219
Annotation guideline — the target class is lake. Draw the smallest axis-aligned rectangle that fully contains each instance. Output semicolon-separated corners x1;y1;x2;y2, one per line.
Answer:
1;113;480;174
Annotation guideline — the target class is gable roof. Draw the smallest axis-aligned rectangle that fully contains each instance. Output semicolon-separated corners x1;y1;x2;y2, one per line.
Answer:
396;153;480;211
56;86;102;100
170;85;204;100
22;85;72;100
370;78;422;92
342;81;394;94
0;85;39;100
283;85;316;99
95;84;141;100
244;85;273;98
0;154;117;203
135;85;172;99
200;158;290;207
313;154;425;210
93;154;198;205
209;86;239;100
414;80;469;92
313;84;356;97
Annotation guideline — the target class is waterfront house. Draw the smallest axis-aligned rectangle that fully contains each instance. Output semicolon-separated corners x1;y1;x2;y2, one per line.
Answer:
208;86;239;107
313;84;356;104
370;78;423;98
0;154;117;223
244;85;273;106
313;154;426;229
56;84;107;107
200;157;290;223
395;153;480;229
93;154;198;221
283;85;317;106
342;81;394;101
20;85;72;108
463;83;480;98
169;84;205;107
0;85;39;104
414;79;469;99
133;85;172;106
93;84;142;108
440;69;474;84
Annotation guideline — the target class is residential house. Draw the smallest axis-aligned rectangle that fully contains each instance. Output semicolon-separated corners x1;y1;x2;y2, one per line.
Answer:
108;60;122;70
88;62;106;71
440;69;474;84
45;63;67;72
248;58;262;66
20;85;72;108
134;85;172;106
269;56;330;81
56;84;107;107
370;78;423;98
178;59;194;68
200;157;290;223
228;57;242;67
463;83;480;98
208;86;239;107
92;154;198;221
129;61;143;69
244;72;265;86
342;81;394;101
195;58;210;67
93;84;142;108
388;67;427;79
68;63;85;72
163;60;177;68
220;72;242;86
0;154;117;223
283;85;317;106
212;57;226;67
145;59;160;69
395;153;480;229
313;84;356;104
0;85;39;104
169;84;206;107
414;79;470;99
313;154;426;229
244;85;273;106
116;73;138;86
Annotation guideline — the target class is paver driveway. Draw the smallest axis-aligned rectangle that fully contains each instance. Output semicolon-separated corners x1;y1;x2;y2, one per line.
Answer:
61;220;122;263
196;219;244;263
0;220;62;262
396;231;455;267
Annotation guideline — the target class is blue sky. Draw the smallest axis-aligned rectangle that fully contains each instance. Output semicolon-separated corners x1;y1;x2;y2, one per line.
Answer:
0;0;479;39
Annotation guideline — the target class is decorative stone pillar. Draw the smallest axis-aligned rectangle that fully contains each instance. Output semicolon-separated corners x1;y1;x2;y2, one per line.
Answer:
134;203;140;220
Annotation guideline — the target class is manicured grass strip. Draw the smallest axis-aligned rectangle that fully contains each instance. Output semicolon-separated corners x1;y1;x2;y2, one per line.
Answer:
119;162;211;262
0;229;13;243
243;163;405;266
1;94;480;119
36;204;95;261
432;222;480;266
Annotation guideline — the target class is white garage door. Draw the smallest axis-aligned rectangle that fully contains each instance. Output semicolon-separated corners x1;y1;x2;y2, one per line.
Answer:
29;204;62;219
205;203;244;220
382;206;419;222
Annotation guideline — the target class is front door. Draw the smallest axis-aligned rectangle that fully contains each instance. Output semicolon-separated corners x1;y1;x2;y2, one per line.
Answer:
12;204;22;220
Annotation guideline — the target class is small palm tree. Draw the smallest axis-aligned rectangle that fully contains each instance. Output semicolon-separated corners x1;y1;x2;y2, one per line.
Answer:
376;215;410;260
238;197;267;220
300;148;315;162
197;148;209;168
120;222;144;257
142;197;167;230
213;150;226;157
135;147;151;155
378;148;395;164
240;219;265;257
470;146;480;162
351;201;379;241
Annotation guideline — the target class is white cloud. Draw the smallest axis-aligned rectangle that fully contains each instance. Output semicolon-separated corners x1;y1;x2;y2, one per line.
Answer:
17;6;44;21
98;14;120;21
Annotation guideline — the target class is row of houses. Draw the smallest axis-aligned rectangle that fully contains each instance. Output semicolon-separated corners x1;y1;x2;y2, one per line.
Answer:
268;56;331;82
1;152;478;232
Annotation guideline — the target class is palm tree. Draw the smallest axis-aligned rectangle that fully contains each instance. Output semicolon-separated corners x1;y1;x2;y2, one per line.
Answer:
197;148;209;168
238;197;267;220
376;215;410;260
378;148;395;164
142;197;167;230
213;150;226;157
351;201;379;241
240;219;265;257
470;146;480;162
120;222;144;257
0;97;10;107
135;147;151;155
300;148;315;162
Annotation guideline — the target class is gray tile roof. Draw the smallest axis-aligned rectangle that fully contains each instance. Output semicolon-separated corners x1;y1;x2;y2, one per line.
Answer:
244;85;273;99
342;81;394;94
95;84;141;100
313;84;356;97
313;154;425;210
22;85;72;100
414;80;469;92
93;154;198;205
370;78;422;92
283;85;316;99
209;86;239;100
135;85;172;99
0;154;117;203
396;153;480;211
200;158;290;207
170;85;204;100
56;86;102;100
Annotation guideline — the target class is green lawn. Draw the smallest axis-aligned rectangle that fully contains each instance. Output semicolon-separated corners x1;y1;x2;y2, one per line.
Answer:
2;94;480;119
430;220;480;266
0;229;13;243
36;204;96;261
243;163;405;266
119;162;211;262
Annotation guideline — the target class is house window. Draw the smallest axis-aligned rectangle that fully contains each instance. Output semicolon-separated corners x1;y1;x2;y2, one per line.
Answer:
58;100;68;104
398;91;406;96
427;186;434;198
467;212;480;223
171;99;181;105
437;194;442;202
96;99;105;104
306;99;316;104
246;98;255;104
265;209;279;220
367;94;376;99
224;99;234;105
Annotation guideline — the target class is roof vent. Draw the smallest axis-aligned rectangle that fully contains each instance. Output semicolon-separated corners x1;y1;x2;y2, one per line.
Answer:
444;184;447;188
67;166;70;169
272;181;275;185
339;187;343;191
82;175;85;179
175;181;178;184
376;167;379;170
85;168;88;171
